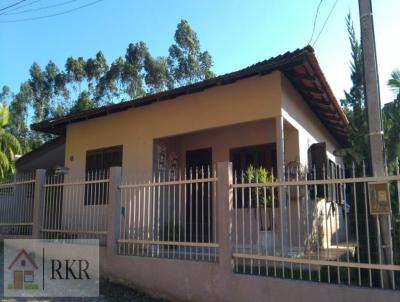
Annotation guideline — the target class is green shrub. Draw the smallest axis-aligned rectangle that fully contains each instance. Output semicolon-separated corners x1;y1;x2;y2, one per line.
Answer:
244;165;277;208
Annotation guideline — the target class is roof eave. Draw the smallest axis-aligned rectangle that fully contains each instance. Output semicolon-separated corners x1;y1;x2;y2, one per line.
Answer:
31;46;348;146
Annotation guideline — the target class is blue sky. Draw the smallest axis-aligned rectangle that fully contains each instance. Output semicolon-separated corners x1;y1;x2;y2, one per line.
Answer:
0;0;399;105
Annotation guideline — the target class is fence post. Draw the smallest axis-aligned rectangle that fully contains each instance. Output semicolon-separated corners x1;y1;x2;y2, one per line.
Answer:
107;166;122;257
217;161;233;274
32;169;46;238
276;115;289;255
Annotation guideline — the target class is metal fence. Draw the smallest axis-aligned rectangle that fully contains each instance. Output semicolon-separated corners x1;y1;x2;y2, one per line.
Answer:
2;161;400;291
41;171;109;245
0;173;35;236
231;162;400;290
118;167;218;262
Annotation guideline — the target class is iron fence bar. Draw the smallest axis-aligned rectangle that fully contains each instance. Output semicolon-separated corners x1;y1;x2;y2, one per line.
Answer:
119;177;218;189
44;179;109;187
117;239;219;248
41;229;107;235
351;163;362;287
232;174;400;188
287;168;293;279
0;222;33;226
0;179;35;188
232;253;400;271
241;171;245;272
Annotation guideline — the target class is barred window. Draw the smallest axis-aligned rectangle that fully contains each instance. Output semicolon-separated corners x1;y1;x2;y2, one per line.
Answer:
85;145;122;205
230;144;277;208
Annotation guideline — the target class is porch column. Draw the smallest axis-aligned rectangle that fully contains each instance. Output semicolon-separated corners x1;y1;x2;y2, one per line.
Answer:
275;116;289;255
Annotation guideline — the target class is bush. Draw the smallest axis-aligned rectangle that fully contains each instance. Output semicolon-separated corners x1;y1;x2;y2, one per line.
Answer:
244;165;277;208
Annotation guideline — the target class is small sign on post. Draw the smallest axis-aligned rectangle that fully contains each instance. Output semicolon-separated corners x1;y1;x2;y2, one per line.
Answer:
368;182;391;215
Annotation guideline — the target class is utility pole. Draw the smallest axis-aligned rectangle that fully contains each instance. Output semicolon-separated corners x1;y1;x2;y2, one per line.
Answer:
358;0;394;288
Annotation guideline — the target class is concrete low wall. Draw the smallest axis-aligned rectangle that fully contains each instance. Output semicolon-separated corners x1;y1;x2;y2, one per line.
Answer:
99;249;400;302
5;165;396;301
98;164;400;302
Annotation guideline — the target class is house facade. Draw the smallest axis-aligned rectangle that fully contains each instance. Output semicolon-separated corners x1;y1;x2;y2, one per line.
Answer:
28;46;349;254
32;46;347;180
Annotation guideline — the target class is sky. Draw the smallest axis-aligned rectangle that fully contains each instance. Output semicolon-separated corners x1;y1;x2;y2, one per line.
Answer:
0;0;399;106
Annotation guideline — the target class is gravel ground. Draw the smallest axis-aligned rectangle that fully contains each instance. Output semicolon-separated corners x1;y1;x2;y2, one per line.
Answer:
0;241;167;302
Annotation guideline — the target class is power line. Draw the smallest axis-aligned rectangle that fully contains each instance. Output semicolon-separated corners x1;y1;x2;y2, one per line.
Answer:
3;0;78;16
0;0;27;12
308;0;323;45
0;0;40;15
0;0;102;23
312;0;339;46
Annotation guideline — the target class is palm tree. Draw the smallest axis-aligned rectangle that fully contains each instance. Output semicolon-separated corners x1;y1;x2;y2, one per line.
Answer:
388;69;400;100
0;104;22;178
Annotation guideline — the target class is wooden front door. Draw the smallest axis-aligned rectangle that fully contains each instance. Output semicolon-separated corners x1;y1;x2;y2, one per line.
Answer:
186;148;212;243
14;271;23;289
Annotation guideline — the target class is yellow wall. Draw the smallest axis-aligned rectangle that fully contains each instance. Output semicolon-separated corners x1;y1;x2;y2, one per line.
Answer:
280;74;341;166
155;119;276;172
284;122;299;164
65;72;282;176
65;70;342;177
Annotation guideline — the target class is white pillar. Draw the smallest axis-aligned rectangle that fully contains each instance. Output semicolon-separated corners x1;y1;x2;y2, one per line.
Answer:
107;166;122;257
275;116;289;255
32;169;46;238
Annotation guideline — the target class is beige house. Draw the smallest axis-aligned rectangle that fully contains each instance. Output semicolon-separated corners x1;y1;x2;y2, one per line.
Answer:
3;47;398;302
32;46;347;179
30;46;348;252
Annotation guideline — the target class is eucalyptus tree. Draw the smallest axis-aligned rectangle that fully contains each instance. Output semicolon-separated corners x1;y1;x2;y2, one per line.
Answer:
168;19;214;86
45;60;69;117
70;91;96;114
65;56;86;95
3;19;215;153
85;51;109;104
95;56;125;103
144;54;173;93
8;82;32;152
0;86;12;105
122;41;148;98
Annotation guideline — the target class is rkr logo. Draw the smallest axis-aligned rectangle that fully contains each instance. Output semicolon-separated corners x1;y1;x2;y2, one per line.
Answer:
4;239;99;297
51;259;91;280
